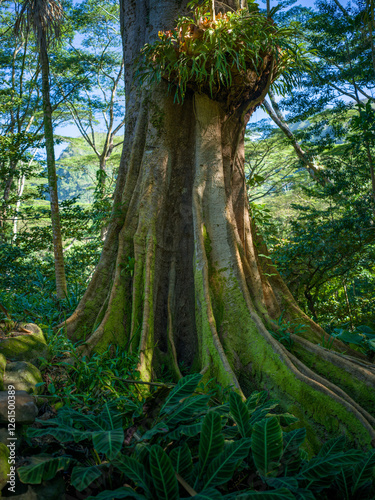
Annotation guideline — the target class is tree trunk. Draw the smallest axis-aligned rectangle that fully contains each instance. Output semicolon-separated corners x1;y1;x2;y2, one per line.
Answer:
40;35;67;299
63;0;375;449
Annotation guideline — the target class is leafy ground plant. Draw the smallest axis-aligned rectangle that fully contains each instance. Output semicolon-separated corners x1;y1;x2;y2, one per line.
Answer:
325;324;375;358
268;313;306;351
38;332;141;411
17;374;375;499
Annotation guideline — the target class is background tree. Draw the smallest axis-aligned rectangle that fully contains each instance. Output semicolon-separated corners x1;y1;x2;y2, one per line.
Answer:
58;0;125;230
15;0;67;298
62;0;375;448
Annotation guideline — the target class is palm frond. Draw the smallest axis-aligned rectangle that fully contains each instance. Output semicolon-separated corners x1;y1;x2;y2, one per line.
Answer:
14;0;64;45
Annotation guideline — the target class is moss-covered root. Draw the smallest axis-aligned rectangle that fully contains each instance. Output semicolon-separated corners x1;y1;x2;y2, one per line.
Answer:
191;93;375;448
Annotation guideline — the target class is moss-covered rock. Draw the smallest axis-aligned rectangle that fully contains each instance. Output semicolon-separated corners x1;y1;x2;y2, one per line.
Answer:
3;362;43;394
0;323;48;363
0;442;10;490
0;355;6;391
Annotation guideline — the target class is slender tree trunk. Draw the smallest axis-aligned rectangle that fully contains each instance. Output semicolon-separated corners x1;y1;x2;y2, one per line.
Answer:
12;173;25;242
62;0;375;449
40;36;67;299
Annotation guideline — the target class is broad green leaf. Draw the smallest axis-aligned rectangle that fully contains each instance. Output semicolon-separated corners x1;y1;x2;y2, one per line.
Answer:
96;403;123;430
278;413;299;427
27;425;91;443
251;417;283;477
208;403;230;416
86;487;147;500
140;422;169;441
356;325;374;334
204;438;252;488
281;428;306;475
165;395;210;426
293;489;315;500
161;374;203;414
283;428;306;453
18;455;71;484
334;467;353;499
248;400;279;427
170;442;193;482
335;332;363;345
70;465;102;492
267;477;298;490
246;391;268;413
122;399;144;417
300;450;364;484
192;488;223;499
223;425;240;439
199;412;224;476
149;445;179;500
235;488;295;499
317;435;345;457
352;449;375;493
112;455;152;495
229;392;252;438
92;428;124;460
56;407;103;430
167;422;202;440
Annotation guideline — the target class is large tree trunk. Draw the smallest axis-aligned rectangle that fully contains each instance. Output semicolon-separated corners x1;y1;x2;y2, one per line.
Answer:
63;0;375;449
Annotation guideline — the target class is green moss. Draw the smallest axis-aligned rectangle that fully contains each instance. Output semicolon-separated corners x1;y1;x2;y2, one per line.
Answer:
293;344;375;416
0;329;48;363
137;234;157;383
204;269;373;447
193;260;239;391
0;443;10;490
3;361;43;394
0;354;5;391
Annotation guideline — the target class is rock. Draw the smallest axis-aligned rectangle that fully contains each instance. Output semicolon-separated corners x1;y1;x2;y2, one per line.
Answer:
0;426;22;452
0;391;38;425
0;324;49;364
0;442;10;490
0;354;6;391
3;362;43;395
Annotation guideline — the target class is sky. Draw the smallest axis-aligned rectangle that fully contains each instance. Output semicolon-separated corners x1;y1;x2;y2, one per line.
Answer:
54;0;319;152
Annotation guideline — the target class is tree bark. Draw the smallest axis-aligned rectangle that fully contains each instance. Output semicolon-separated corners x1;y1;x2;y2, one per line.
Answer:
62;0;375;449
40;35;67;299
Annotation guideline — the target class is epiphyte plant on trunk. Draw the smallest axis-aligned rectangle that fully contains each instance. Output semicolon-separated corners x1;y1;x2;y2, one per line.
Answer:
14;0;67;299
62;0;375;449
138;0;308;106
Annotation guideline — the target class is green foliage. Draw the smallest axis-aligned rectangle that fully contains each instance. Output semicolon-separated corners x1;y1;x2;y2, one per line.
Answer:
268;313;306;351
252;417;283;478
40;335;141;410
18;455;71;484
138;0;307;103
17;374;375;498
324;324;375;356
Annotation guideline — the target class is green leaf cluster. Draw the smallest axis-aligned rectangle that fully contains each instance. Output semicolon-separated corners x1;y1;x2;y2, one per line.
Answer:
138;0;309;103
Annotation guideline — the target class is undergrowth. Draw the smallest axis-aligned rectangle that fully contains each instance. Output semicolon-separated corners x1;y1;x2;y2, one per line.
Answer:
18;374;375;499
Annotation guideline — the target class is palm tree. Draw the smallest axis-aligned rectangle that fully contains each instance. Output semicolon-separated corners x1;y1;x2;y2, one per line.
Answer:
15;0;67;299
